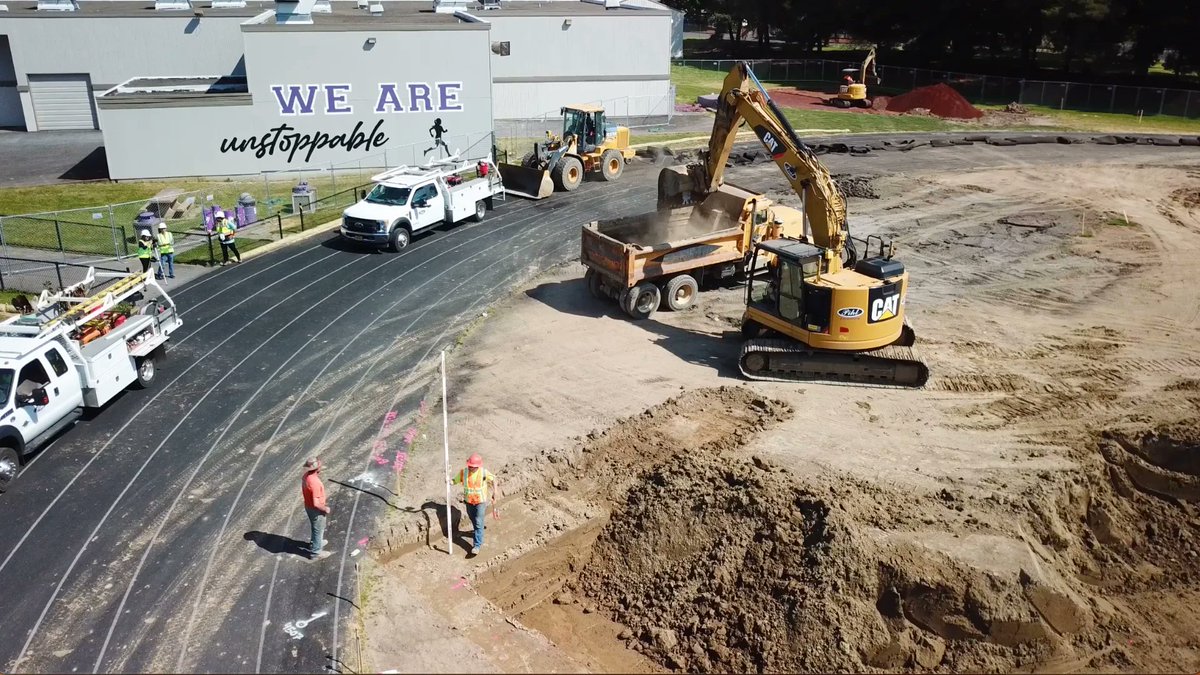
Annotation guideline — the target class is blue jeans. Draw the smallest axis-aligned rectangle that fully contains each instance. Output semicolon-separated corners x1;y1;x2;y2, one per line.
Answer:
306;507;326;554
465;502;487;549
159;253;174;277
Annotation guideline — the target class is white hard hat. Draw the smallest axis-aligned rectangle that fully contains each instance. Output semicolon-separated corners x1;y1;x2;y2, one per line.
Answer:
214;210;225;219
158;222;167;229
140;229;151;237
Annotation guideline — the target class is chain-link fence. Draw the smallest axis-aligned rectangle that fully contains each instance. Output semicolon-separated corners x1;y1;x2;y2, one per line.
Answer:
0;255;133;298
675;58;1200;118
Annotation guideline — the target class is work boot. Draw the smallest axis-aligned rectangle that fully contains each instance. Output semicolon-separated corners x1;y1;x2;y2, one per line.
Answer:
309;550;333;561
469;546;480;556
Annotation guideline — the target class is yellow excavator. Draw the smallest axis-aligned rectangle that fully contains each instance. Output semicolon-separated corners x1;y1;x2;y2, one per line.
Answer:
659;61;929;387
831;47;879;109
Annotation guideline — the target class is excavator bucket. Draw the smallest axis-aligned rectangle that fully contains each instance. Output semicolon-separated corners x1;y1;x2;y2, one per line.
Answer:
499;162;554;200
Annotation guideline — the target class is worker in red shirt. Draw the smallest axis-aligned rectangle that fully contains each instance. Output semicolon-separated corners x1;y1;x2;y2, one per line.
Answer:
302;458;331;560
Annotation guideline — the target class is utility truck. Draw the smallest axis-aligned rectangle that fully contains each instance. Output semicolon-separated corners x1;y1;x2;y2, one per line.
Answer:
341;154;506;252
0;269;182;493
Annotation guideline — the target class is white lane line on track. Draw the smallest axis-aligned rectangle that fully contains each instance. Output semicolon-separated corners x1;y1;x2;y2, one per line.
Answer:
326;235;578;671
78;203;563;673
172;239;329;301
166;218;559;672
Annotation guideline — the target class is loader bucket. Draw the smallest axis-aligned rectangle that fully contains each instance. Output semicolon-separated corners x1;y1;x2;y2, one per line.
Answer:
499;162;554;200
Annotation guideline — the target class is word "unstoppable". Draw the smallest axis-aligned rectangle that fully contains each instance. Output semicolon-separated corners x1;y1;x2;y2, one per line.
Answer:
219;119;389;163
271;82;464;116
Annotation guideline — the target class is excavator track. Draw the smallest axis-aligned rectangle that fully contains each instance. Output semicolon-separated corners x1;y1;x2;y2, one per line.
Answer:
738;337;930;388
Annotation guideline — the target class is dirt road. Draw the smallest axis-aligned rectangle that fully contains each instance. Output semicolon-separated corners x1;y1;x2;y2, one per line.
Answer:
360;142;1200;673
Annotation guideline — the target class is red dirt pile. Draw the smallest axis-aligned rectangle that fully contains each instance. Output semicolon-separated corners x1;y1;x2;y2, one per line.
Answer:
886;83;982;119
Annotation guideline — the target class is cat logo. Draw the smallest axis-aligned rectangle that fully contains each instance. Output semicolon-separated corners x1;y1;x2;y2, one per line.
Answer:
783;162;798;180
752;125;784;157
867;283;902;323
870;294;899;322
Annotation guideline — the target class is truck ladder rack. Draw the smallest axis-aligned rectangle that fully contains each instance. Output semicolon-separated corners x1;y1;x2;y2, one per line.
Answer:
11;270;172;338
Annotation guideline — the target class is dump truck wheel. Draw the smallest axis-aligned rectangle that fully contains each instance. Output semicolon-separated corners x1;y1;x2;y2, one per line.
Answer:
623;282;660;320
0;445;19;494
552;156;584;192
664;274;698;311
601;150;624;182
472;200;486;223
585;268;605;300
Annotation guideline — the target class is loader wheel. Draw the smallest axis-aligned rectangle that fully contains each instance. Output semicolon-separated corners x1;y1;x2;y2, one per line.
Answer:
585;268;605;300
552;156;584;192
520;152;538;169
0;445;19;494
600;150;624;182
664;274;698;311
623;282;660;320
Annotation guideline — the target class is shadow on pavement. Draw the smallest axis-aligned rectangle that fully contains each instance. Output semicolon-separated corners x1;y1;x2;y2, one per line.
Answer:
243;530;310;558
523;276;744;378
58;146;109;181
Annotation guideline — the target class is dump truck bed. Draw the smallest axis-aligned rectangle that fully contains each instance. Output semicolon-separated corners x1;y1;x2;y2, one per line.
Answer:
581;204;748;289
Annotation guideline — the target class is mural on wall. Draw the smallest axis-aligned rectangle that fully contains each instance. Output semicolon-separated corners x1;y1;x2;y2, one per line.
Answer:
424;118;449;158
219;81;464;164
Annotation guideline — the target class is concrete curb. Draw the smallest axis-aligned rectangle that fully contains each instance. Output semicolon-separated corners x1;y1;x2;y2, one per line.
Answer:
187;216;343;268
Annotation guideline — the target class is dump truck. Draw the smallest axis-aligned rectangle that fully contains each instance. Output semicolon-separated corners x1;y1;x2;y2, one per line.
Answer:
0;268;182;493
581;183;803;319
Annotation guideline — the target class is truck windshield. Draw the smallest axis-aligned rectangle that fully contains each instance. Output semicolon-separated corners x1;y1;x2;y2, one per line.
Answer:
0;369;12;407
365;185;411;206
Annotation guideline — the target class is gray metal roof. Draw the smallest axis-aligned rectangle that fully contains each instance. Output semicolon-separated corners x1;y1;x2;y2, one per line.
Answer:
0;0;669;19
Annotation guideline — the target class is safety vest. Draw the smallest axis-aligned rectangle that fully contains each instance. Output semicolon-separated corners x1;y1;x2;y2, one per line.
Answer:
216;222;235;242
458;467;491;505
137;241;153;259
156;231;174;254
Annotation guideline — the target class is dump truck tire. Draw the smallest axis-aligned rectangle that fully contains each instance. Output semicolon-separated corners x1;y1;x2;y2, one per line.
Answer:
623;282;660;320
553;156;584;192
585;268;605;299
664;274;698;311
601;150;624;182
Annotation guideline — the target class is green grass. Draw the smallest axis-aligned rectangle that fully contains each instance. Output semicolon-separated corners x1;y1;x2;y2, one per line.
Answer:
780;108;970;133
672;64;790;104
174;237;271;266
977;104;1200;134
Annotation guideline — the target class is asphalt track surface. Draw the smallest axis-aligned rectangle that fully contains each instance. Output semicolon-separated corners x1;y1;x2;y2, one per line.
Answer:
1;136;1197;674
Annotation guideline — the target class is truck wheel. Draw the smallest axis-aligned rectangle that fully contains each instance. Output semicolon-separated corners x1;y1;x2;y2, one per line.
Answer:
472;200;486;223
390;225;411;252
134;355;156;389
0;445;18;494
585;268;605;299
600;150;624;182
664;275;698;311
623;282;660;320
552;156;584;192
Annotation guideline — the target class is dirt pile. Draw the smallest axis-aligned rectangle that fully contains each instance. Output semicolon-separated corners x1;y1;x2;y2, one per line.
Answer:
834;173;879;199
886;83;983;119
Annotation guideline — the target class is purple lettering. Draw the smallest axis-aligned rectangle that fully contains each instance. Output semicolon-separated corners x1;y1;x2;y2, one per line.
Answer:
271;85;319;115
437;82;463;111
407;83;433;112
325;84;353;114
375;84;405;113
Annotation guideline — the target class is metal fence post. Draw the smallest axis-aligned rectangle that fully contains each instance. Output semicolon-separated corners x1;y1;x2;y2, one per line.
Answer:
300;208;305;232
1040;81;1046;106
1158;90;1165;116
54;220;66;259
1187;91;1194;119
277;214;283;239
331;164;337;195
0;260;5;291
206;232;215;266
1110;86;1117;113
53;262;63;290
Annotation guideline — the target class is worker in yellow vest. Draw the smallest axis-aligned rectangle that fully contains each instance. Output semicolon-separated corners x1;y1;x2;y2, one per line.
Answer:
155;223;175;279
136;229;156;274
214;211;241;266
450;453;500;556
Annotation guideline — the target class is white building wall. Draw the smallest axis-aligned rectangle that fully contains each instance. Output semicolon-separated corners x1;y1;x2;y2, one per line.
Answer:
0;15;248;130
493;80;671;120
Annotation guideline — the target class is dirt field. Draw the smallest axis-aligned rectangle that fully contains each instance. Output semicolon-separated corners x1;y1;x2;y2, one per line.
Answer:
359;147;1200;673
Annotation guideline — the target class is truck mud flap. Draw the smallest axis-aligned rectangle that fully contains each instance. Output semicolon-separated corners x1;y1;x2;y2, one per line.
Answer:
498;163;554;200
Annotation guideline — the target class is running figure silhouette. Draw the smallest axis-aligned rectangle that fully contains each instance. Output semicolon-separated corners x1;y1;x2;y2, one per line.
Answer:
424;118;450;157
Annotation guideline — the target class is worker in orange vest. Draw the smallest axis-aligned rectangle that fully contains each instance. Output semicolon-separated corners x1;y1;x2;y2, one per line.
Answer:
450;453;499;556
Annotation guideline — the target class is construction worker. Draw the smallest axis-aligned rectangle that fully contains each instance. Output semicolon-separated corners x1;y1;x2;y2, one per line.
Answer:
155;223;175;279
214;211;241;266
302;458;332;560
450;453;499;556
136;230;156;274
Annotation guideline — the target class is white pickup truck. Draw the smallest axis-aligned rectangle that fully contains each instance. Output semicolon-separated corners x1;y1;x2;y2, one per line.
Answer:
341;154;506;252
0;268;181;493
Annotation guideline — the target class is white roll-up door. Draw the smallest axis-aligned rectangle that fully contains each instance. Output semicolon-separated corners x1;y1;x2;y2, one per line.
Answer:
28;74;97;130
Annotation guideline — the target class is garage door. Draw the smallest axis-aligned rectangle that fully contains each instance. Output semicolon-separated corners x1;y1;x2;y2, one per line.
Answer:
28;74;97;130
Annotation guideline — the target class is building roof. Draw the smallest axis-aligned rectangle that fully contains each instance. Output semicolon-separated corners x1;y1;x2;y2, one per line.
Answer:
97;76;252;107
0;0;670;19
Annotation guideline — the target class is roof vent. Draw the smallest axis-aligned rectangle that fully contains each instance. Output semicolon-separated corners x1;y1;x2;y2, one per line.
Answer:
368;1;383;14
433;0;468;12
312;0;331;12
210;0;246;7
605;0;620;7
154;0;192;9
275;0;316;24
36;0;79;10
481;0;500;8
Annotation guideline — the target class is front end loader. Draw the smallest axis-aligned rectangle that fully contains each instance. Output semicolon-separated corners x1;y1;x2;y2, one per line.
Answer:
498;104;635;200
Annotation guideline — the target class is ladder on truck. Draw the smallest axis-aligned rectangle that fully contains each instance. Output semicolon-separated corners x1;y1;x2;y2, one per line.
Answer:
371;152;506;202
4;269;174;339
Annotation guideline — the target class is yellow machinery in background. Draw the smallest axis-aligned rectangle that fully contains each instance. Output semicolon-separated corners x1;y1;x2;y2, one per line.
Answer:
659;60;928;387
498;105;636;199
832;47;880;109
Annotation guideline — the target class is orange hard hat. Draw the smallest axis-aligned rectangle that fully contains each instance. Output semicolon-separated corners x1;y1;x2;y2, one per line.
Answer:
466;453;483;468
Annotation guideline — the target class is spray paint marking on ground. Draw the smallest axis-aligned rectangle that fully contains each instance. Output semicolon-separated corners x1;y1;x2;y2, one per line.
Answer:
282;610;328;641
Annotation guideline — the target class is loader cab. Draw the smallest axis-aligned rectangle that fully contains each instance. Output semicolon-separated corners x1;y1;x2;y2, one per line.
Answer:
561;105;607;151
745;239;829;333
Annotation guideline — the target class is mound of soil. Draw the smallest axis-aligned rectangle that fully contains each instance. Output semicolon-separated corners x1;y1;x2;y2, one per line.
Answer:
887;83;983;120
